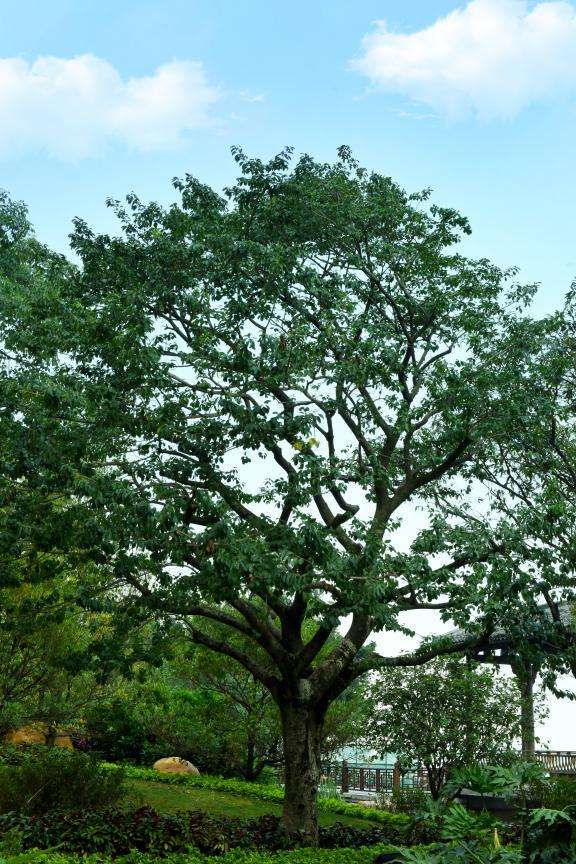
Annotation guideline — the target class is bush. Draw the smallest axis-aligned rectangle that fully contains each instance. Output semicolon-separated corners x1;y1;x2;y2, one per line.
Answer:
0;744;46;766
84;690;258;778
0;848;407;864
541;776;576;810
387;788;429;816
0;805;415;857
0;748;126;814
84;698;150;763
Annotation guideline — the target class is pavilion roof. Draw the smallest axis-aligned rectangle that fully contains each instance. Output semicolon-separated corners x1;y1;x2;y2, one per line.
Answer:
446;602;575;653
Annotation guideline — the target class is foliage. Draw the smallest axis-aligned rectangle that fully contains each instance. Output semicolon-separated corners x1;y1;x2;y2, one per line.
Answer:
84;697;151;763
523;806;576;863
438;763;576;861
393;844;522;863
0;193;130;742
87;630;371;779
445;761;548;807
541;776;576;811
164;634;282;779
119;765;412;827
0;803;419;856
386;788;430;816
390;796;520;863
423;296;576;706
0;586;106;737
82;650;244;771
0;846;416;864
367;659;526;798
0;748;126;815
0;192;90;606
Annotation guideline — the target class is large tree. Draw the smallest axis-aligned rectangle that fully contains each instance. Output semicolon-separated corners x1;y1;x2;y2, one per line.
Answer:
0;190;101;599
2;150;558;841
0;193;147;744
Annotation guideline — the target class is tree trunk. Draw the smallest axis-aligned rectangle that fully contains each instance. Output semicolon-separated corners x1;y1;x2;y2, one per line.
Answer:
244;735;258;782
425;763;446;800
45;725;57;747
280;702;325;845
513;662;537;760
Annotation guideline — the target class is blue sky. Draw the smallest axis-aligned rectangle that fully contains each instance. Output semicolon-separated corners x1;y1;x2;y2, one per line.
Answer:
2;0;576;743
1;0;575;318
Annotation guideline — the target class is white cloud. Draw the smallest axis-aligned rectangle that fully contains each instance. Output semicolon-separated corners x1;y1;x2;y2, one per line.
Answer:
352;0;576;119
0;54;221;159
239;89;266;103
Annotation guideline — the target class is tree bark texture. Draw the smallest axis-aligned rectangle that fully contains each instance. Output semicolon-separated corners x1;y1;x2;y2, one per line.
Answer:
513;661;537;760
280;702;325;845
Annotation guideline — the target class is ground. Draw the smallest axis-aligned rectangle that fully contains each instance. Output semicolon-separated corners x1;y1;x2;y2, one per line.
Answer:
127;779;377;827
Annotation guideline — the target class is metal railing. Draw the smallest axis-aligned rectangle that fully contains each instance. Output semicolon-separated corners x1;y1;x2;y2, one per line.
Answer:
323;760;427;794
324;751;576;794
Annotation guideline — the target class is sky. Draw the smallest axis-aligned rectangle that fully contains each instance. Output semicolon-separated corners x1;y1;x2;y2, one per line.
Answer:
1;0;576;746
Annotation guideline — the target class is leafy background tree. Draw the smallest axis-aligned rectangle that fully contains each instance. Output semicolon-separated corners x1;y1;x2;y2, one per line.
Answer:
413;292;576;759
365;657;542;799
86;627;371;780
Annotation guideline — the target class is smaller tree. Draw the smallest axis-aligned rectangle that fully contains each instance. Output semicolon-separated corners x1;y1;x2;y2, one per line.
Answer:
120;626;372;779
0;561;113;741
366;657;538;798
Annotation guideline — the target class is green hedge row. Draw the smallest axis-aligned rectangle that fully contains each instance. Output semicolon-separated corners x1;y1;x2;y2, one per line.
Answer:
4;847;398;864
120;765;408;829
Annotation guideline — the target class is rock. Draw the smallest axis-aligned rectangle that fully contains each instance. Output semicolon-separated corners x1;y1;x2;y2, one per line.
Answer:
153;756;200;775
3;726;75;749
4;726;46;746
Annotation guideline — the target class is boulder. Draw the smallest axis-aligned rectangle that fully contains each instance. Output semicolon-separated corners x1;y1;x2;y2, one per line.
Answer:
4;726;46;746
153;756;200;775
3;726;75;749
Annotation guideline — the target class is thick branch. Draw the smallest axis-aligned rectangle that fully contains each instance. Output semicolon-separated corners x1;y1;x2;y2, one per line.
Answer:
181;618;279;691
357;630;493;675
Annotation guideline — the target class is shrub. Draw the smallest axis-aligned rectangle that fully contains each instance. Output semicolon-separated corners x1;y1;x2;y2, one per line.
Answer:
541;776;576;811
0;848;408;864
84;698;149;763
0;748;126;814
0;744;46;766
0;805;417;857
386;788;429;816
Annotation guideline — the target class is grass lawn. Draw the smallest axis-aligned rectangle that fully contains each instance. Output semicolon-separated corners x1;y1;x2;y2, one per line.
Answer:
126;779;378;828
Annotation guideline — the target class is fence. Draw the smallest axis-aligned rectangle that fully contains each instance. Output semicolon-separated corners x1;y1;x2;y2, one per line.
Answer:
534;751;576;774
324;751;576;795
323;760;427;794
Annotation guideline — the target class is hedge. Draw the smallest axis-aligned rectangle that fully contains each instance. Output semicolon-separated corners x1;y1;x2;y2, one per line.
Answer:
3;848;402;864
0;805;419;856
120;766;409;829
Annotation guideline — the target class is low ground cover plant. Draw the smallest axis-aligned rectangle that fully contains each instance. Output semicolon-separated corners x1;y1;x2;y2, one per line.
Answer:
120;766;407;827
0;807;419;857
0;848;411;864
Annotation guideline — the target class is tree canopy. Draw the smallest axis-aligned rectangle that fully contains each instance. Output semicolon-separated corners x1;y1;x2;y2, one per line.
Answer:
1;149;572;841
